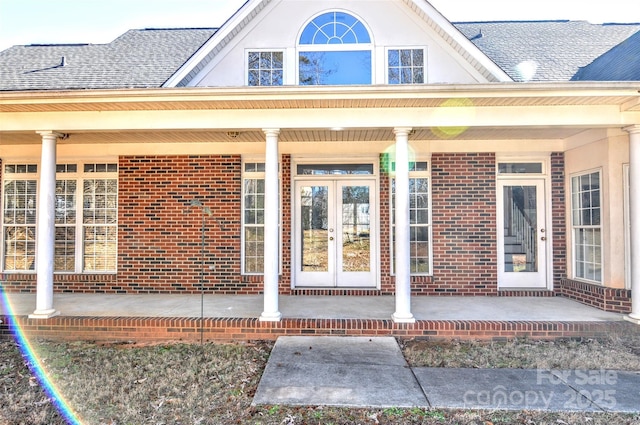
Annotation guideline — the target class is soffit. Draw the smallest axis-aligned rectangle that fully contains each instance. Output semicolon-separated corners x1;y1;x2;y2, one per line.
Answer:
0;84;639;113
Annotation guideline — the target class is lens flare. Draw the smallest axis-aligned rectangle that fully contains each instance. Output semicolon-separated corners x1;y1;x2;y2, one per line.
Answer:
430;97;475;139
1;288;82;425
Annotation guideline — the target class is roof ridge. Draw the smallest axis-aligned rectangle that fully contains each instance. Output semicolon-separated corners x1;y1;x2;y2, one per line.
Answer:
25;43;91;47
140;27;219;31
453;20;571;24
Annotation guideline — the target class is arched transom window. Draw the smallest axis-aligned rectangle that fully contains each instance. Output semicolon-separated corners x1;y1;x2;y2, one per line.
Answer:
298;11;372;85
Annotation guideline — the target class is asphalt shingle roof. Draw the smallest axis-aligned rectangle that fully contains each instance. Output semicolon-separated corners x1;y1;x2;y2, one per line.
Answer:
571;28;640;81
0;20;638;91
0;28;217;91
454;21;640;82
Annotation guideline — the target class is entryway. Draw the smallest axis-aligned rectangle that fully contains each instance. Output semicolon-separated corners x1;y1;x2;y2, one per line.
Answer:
293;177;377;288
497;178;549;289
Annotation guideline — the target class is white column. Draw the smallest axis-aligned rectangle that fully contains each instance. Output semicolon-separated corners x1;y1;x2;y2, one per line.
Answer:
625;125;640;324
392;128;415;323
260;128;282;321
29;131;61;319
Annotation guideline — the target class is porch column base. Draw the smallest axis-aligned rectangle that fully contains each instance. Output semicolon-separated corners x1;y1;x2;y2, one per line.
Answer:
624;314;640;325
259;312;282;322
391;312;416;324
29;309;60;320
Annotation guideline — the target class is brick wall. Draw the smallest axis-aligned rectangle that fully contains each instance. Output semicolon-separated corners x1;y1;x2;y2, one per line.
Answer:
559;279;631;313
280;155;292;291
116;155;255;294
551;152;567;289
430;153;498;295
3;314;627;343
378;156;395;294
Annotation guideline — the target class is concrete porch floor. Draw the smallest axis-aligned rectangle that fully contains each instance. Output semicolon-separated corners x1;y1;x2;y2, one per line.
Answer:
1;293;625;322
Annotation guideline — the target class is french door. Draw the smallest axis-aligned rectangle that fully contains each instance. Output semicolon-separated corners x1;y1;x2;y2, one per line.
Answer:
497;179;548;289
294;179;376;287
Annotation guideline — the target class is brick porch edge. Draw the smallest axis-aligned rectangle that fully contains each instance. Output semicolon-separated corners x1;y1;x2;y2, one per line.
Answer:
0;315;630;343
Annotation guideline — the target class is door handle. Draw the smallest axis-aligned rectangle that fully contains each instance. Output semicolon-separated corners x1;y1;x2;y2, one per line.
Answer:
541;236;546;241
329;236;334;241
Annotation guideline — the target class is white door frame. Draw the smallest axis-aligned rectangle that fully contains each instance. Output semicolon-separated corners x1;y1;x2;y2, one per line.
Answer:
292;169;379;289
496;178;550;289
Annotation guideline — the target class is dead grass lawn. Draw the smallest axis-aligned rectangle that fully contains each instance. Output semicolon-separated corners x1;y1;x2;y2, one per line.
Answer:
1;327;640;424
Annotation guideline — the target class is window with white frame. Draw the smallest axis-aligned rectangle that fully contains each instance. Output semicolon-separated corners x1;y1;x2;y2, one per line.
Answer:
387;48;425;84
2;164;37;271
247;51;284;86
242;162;265;274
2;162;117;273
571;170;602;282
391;161;431;274
298;11;372;85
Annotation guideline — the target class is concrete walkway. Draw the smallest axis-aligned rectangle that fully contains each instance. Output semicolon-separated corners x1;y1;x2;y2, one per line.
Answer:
1;293;624;321
253;336;640;412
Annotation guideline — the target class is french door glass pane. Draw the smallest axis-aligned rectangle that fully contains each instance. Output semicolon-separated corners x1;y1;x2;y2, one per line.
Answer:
502;185;538;272
300;185;329;271
341;186;370;272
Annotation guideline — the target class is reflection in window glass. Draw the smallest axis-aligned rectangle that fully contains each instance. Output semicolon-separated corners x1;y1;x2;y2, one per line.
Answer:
341;186;370;272
55;180;77;272
83;179;118;272
2;163;118;273
298;11;372;86
571;171;602;282
498;163;543;174
297;164;374;175
299;51;371;85
300;12;370;44
391;175;431;274
388;49;424;84
248;51;283;86
2;179;37;271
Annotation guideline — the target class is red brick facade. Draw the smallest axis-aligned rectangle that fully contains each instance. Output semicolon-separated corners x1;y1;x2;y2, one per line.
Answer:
430;153;498;295
559;279;632;313
0;152;631;314
2;314;629;343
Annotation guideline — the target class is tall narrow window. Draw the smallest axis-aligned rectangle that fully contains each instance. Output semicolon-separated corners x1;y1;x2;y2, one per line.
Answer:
571;170;602;282
247;51;284;86
298;11;372;85
55;165;78;271
2;164;37;271
391;161;431;274
242;162;265;274
82;166;118;272
388;49;425;84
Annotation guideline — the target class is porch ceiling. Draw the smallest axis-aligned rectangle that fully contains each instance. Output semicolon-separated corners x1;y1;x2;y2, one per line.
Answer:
0;126;587;145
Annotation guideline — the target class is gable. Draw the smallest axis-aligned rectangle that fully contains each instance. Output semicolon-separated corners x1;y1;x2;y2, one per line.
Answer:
167;0;511;87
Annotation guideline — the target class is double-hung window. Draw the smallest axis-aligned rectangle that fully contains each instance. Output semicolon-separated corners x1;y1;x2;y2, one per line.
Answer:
242;162;265;274
391;161;432;274
2;162;118;273
2;164;38;271
80;163;118;272
571;170;602;282
388;48;425;84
